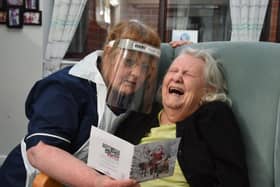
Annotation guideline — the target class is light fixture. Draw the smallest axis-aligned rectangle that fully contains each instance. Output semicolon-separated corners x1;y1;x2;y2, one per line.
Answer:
110;0;119;7
96;0;110;29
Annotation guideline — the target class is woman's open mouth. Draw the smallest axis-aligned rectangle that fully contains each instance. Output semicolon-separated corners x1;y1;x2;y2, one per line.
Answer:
169;87;184;96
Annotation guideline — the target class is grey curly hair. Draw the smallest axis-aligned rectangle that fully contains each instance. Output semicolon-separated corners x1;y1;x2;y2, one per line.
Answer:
179;47;232;105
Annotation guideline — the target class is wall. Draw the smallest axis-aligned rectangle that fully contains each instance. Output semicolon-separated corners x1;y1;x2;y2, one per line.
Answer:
0;0;46;165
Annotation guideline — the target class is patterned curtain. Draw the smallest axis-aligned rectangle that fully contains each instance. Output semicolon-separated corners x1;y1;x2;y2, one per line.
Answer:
43;0;88;77
230;0;269;41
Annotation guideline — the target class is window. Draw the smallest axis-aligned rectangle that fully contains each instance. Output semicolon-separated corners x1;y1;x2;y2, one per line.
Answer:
65;0;108;60
64;0;279;60
65;0;160;60
165;0;231;42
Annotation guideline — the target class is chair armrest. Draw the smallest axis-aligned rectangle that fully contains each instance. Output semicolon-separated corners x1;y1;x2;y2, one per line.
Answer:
33;173;63;187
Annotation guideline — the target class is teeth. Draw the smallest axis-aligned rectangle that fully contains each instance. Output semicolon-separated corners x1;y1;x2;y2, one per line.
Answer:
124;80;136;85
169;87;184;95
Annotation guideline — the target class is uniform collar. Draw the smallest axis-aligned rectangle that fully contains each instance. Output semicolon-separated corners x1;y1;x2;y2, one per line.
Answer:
69;50;105;85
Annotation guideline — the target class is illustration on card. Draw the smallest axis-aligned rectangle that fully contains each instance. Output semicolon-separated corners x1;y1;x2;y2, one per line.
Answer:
130;139;180;182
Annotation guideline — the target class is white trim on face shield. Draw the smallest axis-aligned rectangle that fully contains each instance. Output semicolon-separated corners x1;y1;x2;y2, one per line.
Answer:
108;39;161;58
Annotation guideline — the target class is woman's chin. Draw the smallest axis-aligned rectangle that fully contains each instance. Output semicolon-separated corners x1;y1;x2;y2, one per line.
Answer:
118;86;137;95
164;101;183;110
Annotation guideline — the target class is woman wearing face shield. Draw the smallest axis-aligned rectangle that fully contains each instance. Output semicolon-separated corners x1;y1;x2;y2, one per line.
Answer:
103;39;160;116
0;20;161;187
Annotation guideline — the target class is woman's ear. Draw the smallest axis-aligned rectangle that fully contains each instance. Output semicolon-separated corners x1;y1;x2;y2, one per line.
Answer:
100;46;114;85
200;85;216;105
102;45;115;71
103;45;112;59
204;84;216;94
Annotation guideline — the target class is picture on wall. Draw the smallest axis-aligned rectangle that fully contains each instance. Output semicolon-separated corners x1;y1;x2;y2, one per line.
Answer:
0;10;6;24
171;30;199;43
7;7;23;28
7;0;24;6
25;0;39;10
23;10;41;25
0;0;41;28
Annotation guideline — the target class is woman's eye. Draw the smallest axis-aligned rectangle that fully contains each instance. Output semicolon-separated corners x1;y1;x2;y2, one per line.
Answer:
124;59;135;66
183;72;195;77
168;69;177;73
141;63;150;71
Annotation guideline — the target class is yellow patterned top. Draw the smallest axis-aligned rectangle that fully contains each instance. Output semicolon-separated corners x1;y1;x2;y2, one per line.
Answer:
139;111;190;187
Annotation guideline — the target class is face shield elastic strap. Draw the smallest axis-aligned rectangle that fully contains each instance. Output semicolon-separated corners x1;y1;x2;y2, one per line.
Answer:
108;39;161;58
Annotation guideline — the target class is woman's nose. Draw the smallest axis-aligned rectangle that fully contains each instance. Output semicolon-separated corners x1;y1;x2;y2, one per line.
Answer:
131;64;142;77
173;72;183;83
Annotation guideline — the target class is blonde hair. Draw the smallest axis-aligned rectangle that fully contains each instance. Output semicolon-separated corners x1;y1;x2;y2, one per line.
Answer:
180;48;232;105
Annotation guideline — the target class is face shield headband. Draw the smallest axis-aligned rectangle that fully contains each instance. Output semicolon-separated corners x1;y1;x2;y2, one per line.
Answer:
105;39;161;114
108;39;161;58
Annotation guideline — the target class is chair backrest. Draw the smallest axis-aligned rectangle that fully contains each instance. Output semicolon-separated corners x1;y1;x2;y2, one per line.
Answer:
158;41;280;187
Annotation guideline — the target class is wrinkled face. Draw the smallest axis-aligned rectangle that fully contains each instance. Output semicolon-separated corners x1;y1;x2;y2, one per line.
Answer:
162;54;206;122
105;49;157;95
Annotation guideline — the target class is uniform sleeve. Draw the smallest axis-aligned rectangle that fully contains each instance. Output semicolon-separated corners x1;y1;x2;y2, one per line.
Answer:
196;102;249;187
24;79;80;153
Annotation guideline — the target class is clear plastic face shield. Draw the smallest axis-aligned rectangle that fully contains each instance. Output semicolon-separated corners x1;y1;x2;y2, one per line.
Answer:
105;39;160;114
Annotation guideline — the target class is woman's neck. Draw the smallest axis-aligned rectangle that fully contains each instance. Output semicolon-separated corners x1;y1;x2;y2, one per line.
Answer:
159;110;175;125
